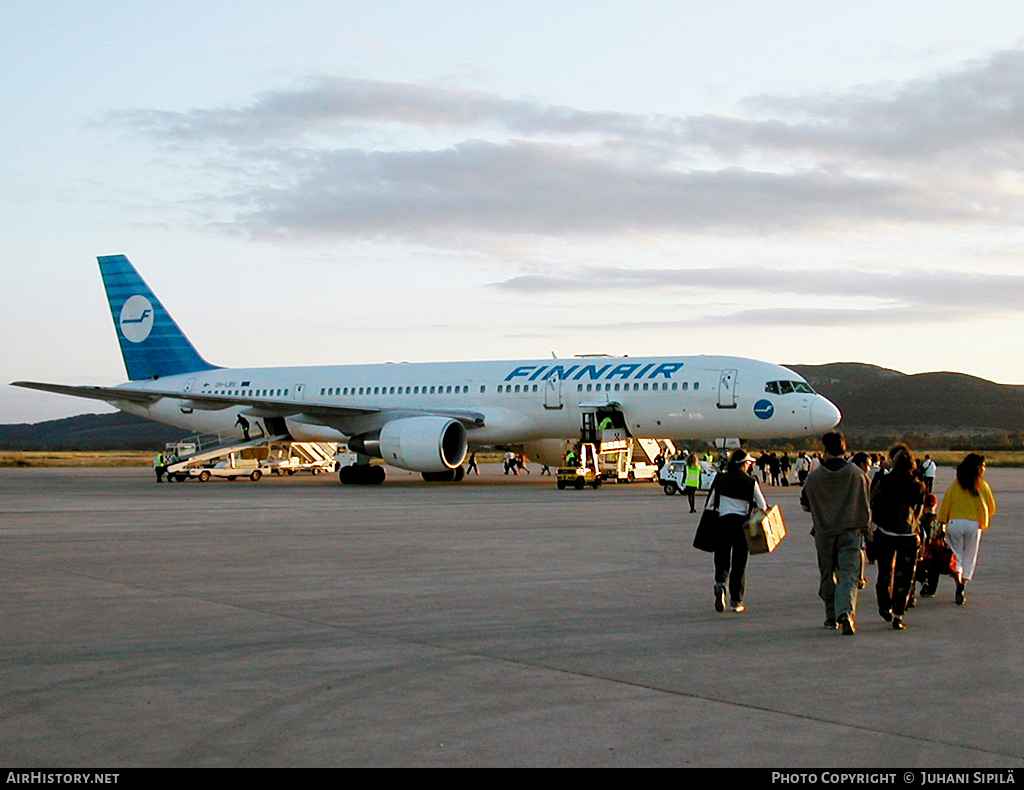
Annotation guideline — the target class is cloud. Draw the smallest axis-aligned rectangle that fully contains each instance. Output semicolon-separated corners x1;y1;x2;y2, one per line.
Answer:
226;141;926;239
113;75;676;144
112;49;1024;241
495;265;1024;327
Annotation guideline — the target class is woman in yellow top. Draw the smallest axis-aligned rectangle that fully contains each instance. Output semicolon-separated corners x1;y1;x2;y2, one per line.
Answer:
937;453;997;605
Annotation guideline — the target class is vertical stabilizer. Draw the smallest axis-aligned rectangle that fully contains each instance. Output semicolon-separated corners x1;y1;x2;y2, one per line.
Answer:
98;255;218;380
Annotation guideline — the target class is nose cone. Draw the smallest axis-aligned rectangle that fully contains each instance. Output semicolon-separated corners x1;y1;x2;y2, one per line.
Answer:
811;396;842;433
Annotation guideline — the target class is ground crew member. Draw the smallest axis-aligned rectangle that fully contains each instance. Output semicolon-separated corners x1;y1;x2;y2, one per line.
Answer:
235;414;250;441
684;453;702;513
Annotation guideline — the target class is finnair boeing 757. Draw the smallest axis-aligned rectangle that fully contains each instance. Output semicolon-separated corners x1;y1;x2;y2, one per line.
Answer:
13;255;841;483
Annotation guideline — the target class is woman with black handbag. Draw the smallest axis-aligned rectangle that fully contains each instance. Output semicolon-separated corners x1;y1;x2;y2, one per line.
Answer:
698;450;767;614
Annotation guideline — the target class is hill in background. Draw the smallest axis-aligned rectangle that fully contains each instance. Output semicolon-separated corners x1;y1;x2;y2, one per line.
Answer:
786;363;1024;447
0;412;182;451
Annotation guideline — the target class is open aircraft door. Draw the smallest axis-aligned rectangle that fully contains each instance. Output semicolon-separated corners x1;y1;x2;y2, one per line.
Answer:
717;369;738;409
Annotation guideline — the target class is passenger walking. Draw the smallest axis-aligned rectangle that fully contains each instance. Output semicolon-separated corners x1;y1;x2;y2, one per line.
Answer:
920;455;938;493
937;453;997;605
800;432;870;635
870;447;926;630
794;452;811;486
709;450;767;614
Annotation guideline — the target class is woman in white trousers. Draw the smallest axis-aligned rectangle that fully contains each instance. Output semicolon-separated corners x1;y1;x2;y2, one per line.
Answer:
937;454;997;605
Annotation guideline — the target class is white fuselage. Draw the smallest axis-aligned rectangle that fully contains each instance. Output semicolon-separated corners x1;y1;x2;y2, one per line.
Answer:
111;354;841;446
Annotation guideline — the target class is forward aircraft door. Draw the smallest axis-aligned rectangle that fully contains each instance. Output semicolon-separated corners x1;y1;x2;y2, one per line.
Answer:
544;375;563;409
717;369;738;409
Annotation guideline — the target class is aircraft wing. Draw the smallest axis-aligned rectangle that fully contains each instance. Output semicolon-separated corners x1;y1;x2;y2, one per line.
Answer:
10;381;486;429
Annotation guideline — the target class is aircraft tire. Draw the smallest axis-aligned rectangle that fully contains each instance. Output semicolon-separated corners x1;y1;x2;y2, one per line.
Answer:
453;465;465;482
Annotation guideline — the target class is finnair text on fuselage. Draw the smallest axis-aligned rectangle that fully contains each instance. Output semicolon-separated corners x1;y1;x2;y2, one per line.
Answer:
503;362;684;382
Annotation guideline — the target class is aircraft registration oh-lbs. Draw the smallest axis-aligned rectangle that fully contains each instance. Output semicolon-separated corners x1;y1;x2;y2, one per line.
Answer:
13;255;842;484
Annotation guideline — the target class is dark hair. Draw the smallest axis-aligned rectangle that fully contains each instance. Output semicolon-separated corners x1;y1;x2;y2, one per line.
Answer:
821;432;846;456
889;446;915;476
888;443;911;460
956;453;986;495
850;452;870;471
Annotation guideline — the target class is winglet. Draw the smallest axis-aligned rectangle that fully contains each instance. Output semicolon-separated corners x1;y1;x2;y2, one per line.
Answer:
98;255;219;380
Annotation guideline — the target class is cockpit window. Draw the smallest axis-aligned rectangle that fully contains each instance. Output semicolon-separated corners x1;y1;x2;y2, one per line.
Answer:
765;380;816;395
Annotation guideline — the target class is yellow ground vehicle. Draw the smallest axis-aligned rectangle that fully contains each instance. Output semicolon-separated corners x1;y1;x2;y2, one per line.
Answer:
556;443;603;490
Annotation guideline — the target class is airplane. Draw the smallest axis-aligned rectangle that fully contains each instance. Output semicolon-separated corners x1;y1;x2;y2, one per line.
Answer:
13;255;842;484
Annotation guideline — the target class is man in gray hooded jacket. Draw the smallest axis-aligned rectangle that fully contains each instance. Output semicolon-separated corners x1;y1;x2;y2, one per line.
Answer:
800;432;870;635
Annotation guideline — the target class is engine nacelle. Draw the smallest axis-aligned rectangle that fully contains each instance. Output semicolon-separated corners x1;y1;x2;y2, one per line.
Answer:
348;416;468;473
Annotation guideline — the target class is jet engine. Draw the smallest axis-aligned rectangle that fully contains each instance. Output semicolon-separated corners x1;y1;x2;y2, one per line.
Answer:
347;416;468;473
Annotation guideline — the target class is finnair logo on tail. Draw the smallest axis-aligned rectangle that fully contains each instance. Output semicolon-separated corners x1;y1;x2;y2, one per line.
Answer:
119;295;155;343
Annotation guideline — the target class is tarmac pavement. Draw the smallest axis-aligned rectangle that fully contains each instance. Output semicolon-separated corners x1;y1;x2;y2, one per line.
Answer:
1;464;1023;767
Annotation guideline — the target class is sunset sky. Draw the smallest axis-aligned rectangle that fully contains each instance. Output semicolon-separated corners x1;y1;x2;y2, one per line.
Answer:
6;1;1024;423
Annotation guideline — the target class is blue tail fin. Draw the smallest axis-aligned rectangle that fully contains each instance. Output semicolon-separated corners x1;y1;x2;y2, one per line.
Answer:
98;255;219;380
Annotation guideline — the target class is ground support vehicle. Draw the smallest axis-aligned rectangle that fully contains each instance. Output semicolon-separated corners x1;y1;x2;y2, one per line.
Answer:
263;441;338;475
598;436;662;483
164;432;282;482
660;459;718;496
556;443;603;490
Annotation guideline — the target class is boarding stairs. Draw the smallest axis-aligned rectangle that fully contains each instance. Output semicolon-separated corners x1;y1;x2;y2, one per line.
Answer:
637;438;676;464
164;431;289;474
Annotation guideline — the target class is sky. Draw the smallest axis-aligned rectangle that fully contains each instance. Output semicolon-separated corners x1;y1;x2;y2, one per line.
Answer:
5;1;1024;423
